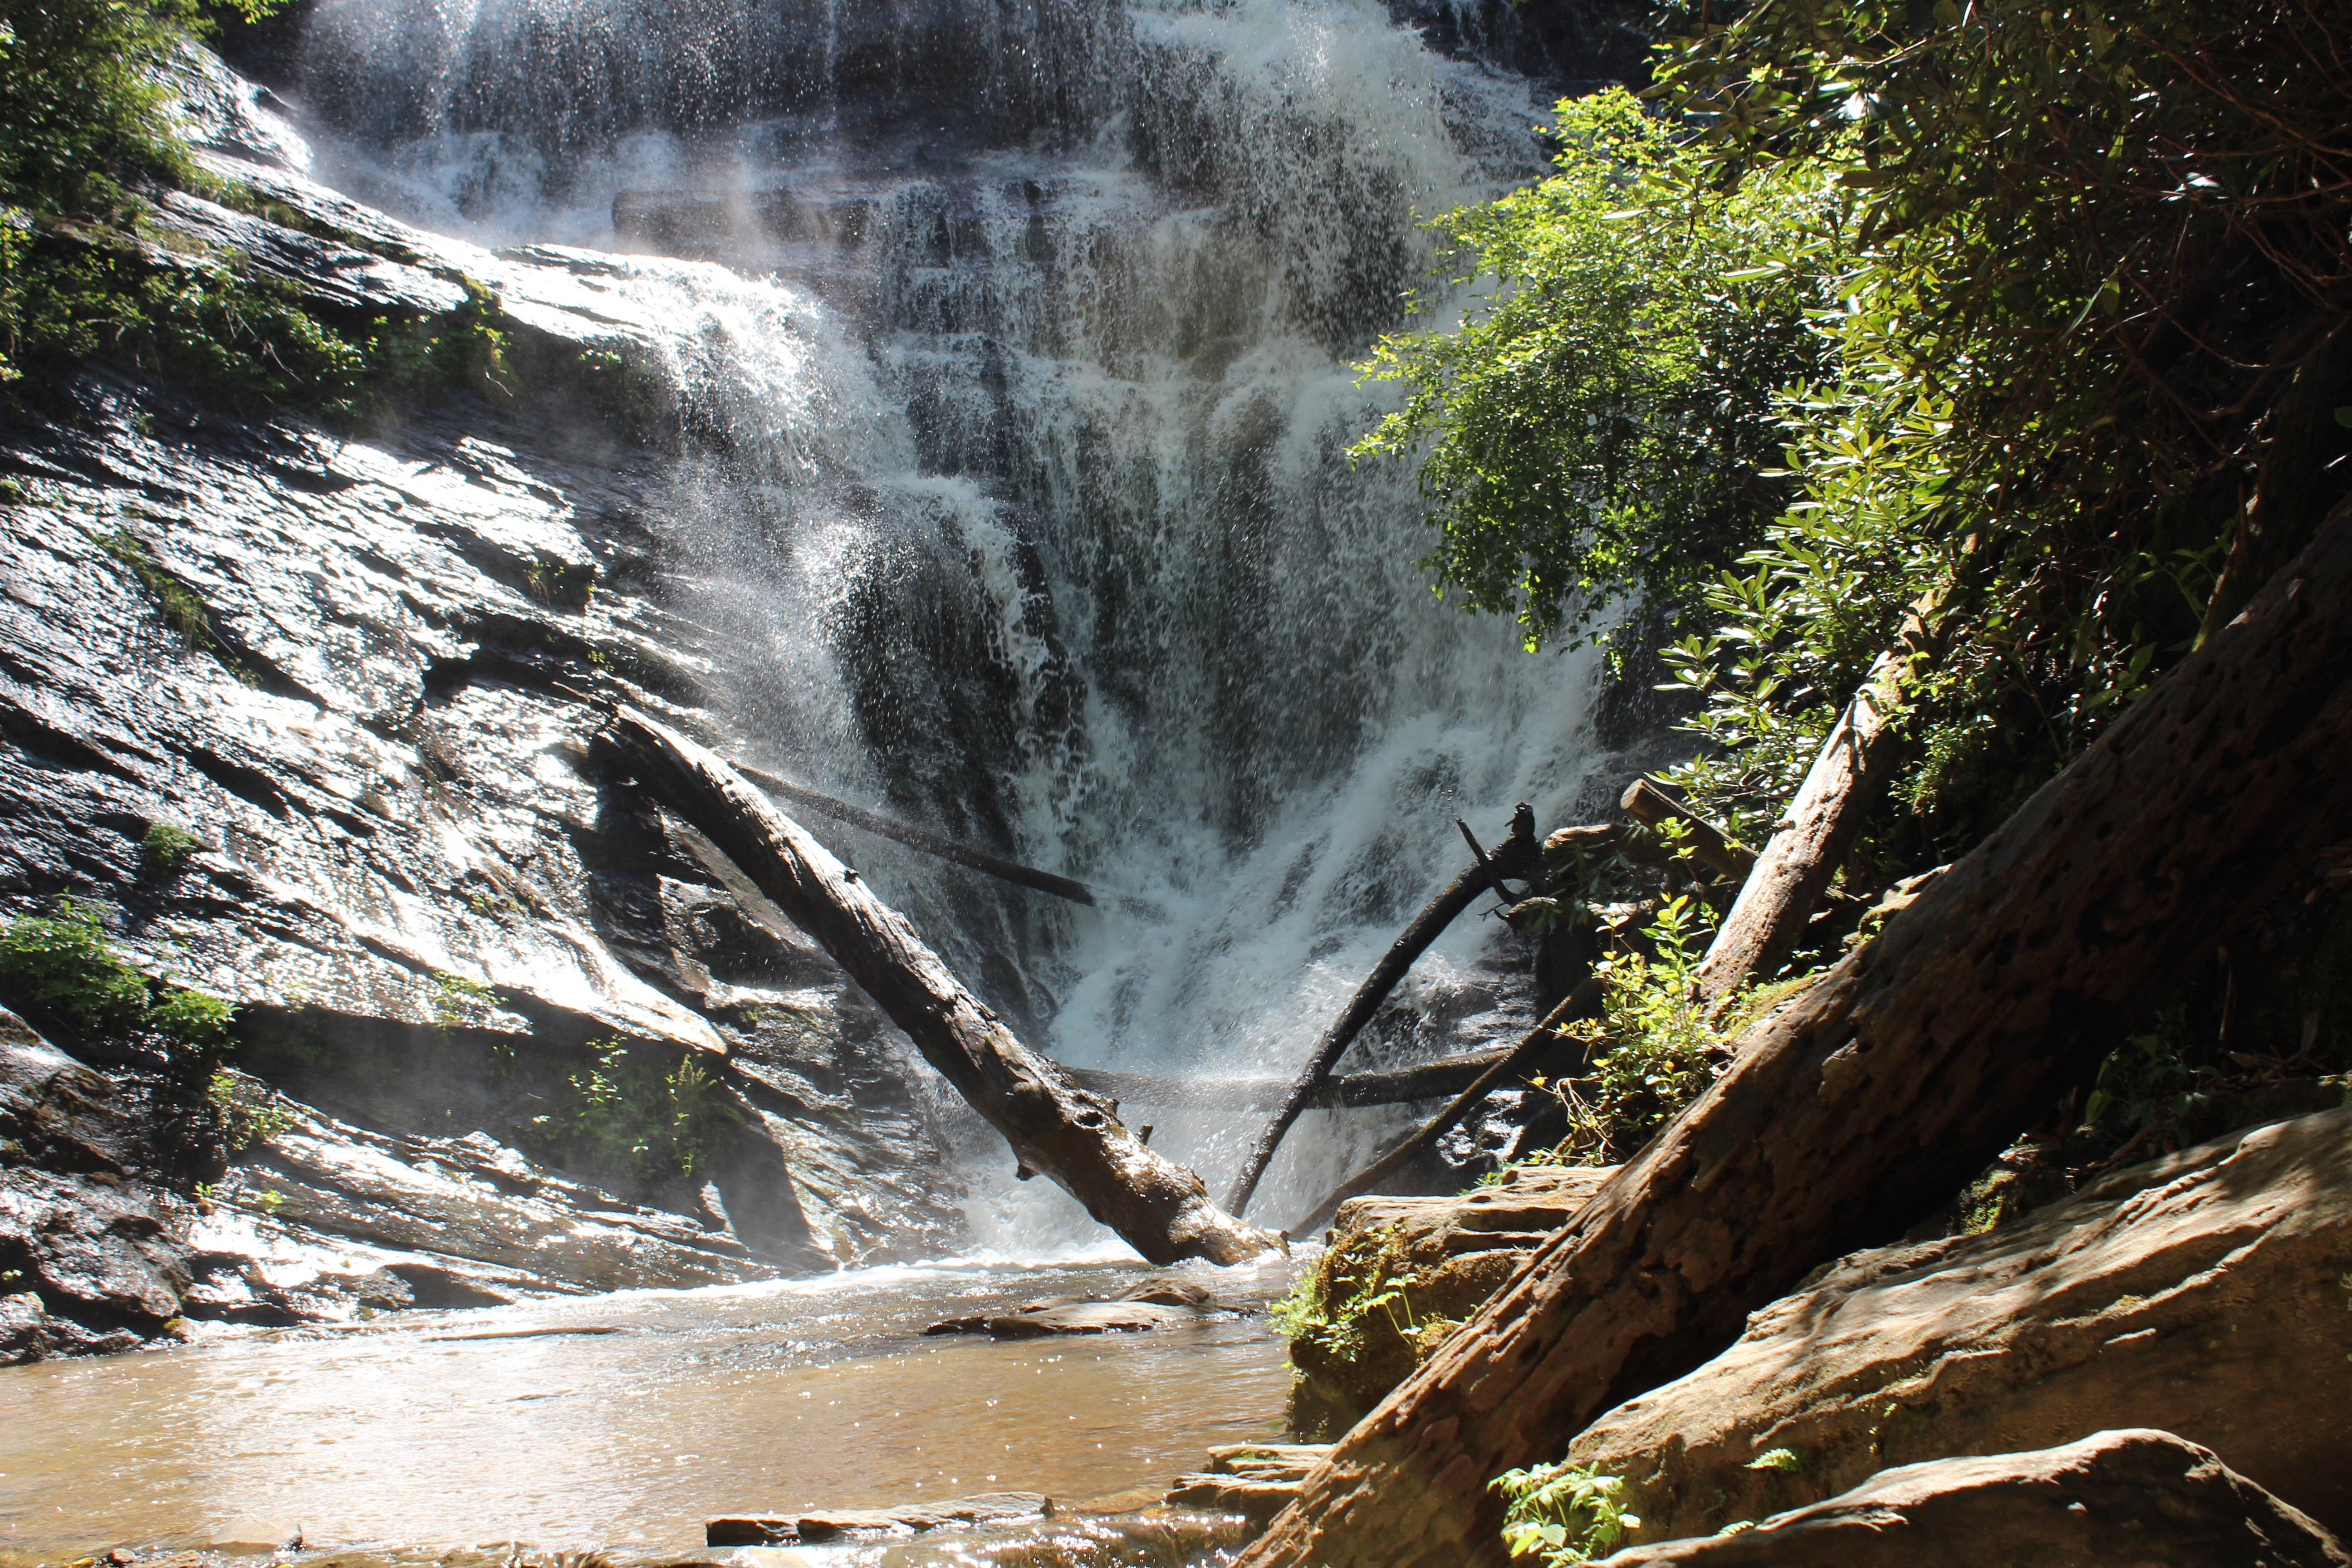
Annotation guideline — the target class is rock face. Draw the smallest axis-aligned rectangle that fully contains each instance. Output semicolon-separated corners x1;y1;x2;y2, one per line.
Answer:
1596;1430;2351;1568
1166;1444;1333;1522
0;64;986;1355
0;1010;201;1360
1561;1107;2352;1544
1285;1164;1615;1438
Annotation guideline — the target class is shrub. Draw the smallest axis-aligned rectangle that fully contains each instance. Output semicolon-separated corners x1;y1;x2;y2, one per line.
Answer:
528;1039;739;1188
0;901;235;1053
140;820;199;873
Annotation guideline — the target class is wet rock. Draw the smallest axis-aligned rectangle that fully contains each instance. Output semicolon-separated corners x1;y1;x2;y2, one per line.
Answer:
178;1104;798;1323
0;1009;139;1175
707;1491;1052;1545
1164;1443;1331;1522
0;1168;192;1361
1287;1163;1616;1438
1597;1430;2351;1568
921;1277;1236;1337
1562;1107;2352;1544
0;64;969;1330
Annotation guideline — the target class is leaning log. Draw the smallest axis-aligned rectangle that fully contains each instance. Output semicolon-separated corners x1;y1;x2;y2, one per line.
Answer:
1618;778;1755;883
603;706;1276;1267
1693;591;1944;1004
1225;810;1540;1216
1289;973;1605;1237
1235;500;2352;1568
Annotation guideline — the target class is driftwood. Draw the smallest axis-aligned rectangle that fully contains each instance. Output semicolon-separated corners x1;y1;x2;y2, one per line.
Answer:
1068;1048;1521;1112
1289;973;1606;1237
1225;810;1541;1216
1694;594;1943;1004
1235;500;2352;1568
603;706;1276;1267
1619;778;1755;882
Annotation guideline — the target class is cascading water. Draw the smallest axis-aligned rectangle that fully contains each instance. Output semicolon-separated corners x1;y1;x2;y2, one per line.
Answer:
263;0;1620;1250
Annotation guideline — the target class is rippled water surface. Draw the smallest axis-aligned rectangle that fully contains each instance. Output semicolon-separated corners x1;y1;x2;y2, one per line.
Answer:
0;1255;1297;1558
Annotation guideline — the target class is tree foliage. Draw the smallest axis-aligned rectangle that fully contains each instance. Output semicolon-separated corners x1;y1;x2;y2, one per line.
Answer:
1364;0;2352;867
1353;90;1840;652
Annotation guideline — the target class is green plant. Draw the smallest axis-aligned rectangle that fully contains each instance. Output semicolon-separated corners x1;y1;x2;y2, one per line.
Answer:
1353;89;1843;657
1494;1461;1641;1565
208;1068;294;1151
98;529;216;645
140;820;198;873
527;1039;739;1188
1535;899;1735;1164
431;970;497;1030
0;901;235;1053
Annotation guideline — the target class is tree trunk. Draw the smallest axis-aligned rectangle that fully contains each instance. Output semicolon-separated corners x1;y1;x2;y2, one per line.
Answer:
1618;778;1755;883
1289;973;1606;1237
1235;499;2352;1568
1225;812;1539;1216
1692;665;1902;1004
602;706;1278;1267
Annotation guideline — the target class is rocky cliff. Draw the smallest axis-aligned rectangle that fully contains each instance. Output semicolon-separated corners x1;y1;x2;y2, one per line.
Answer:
0;56;980;1355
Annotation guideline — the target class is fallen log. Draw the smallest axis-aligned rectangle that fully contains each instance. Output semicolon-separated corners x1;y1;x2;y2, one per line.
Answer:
734;760;1163;915
1067;1048;1520;1112
603;706;1276;1267
1618;778;1755;883
1235;499;2352;1568
1289;974;1604;1237
1694;592;1944;1004
1225;810;1540;1216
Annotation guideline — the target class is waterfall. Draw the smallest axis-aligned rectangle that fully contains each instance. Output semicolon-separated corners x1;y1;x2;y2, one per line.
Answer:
269;0;1612;1247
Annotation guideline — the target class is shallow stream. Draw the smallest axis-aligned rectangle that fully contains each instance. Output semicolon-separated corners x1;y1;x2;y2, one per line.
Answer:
0;1254;1297;1558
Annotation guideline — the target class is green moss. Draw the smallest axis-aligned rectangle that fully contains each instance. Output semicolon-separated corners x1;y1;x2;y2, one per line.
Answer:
140;821;199;875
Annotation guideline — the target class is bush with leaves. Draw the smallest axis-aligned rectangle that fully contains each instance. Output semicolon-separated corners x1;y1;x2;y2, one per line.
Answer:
1352;89;1843;656
0;901;235;1055
527;1039;739;1190
1493;1461;1641;1566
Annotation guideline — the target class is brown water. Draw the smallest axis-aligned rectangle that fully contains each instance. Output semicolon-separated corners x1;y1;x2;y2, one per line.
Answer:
0;1255;1298;1559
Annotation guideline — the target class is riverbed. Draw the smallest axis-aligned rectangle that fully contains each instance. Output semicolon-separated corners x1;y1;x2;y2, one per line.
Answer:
0;1254;1298;1559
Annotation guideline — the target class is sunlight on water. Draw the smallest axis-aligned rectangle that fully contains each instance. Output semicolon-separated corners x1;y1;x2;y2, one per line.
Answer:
0;1256;1297;1557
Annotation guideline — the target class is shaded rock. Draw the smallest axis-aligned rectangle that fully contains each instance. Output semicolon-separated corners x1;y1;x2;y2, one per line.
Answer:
1596;1429;2351;1568
1287;1164;1615;1438
708;1491;1051;1545
0;1010;139;1176
1164;1444;1332;1522
1564;1107;2352;1543
0;1168;191;1361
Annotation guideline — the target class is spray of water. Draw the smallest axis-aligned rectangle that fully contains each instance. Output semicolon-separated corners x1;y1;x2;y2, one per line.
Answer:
273;0;1607;1251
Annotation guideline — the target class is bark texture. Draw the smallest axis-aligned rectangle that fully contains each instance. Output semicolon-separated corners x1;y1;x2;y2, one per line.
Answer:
604;706;1277;1267
1695;593;1944;1003
1235;500;2352;1568
1619;779;1756;883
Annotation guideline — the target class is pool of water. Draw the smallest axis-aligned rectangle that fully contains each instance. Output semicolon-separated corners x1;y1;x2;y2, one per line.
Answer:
0;1254;1299;1559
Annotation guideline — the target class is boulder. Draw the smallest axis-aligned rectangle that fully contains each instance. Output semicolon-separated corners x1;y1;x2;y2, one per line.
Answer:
1594;1429;2350;1567
923;1277;1235;1338
0;1168;192;1361
707;1491;1050;1545
1284;1164;1615;1438
1166;1444;1333;1521
1560;1107;2352;1544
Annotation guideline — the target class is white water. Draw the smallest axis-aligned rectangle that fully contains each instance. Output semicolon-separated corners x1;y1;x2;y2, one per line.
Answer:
273;0;1607;1245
